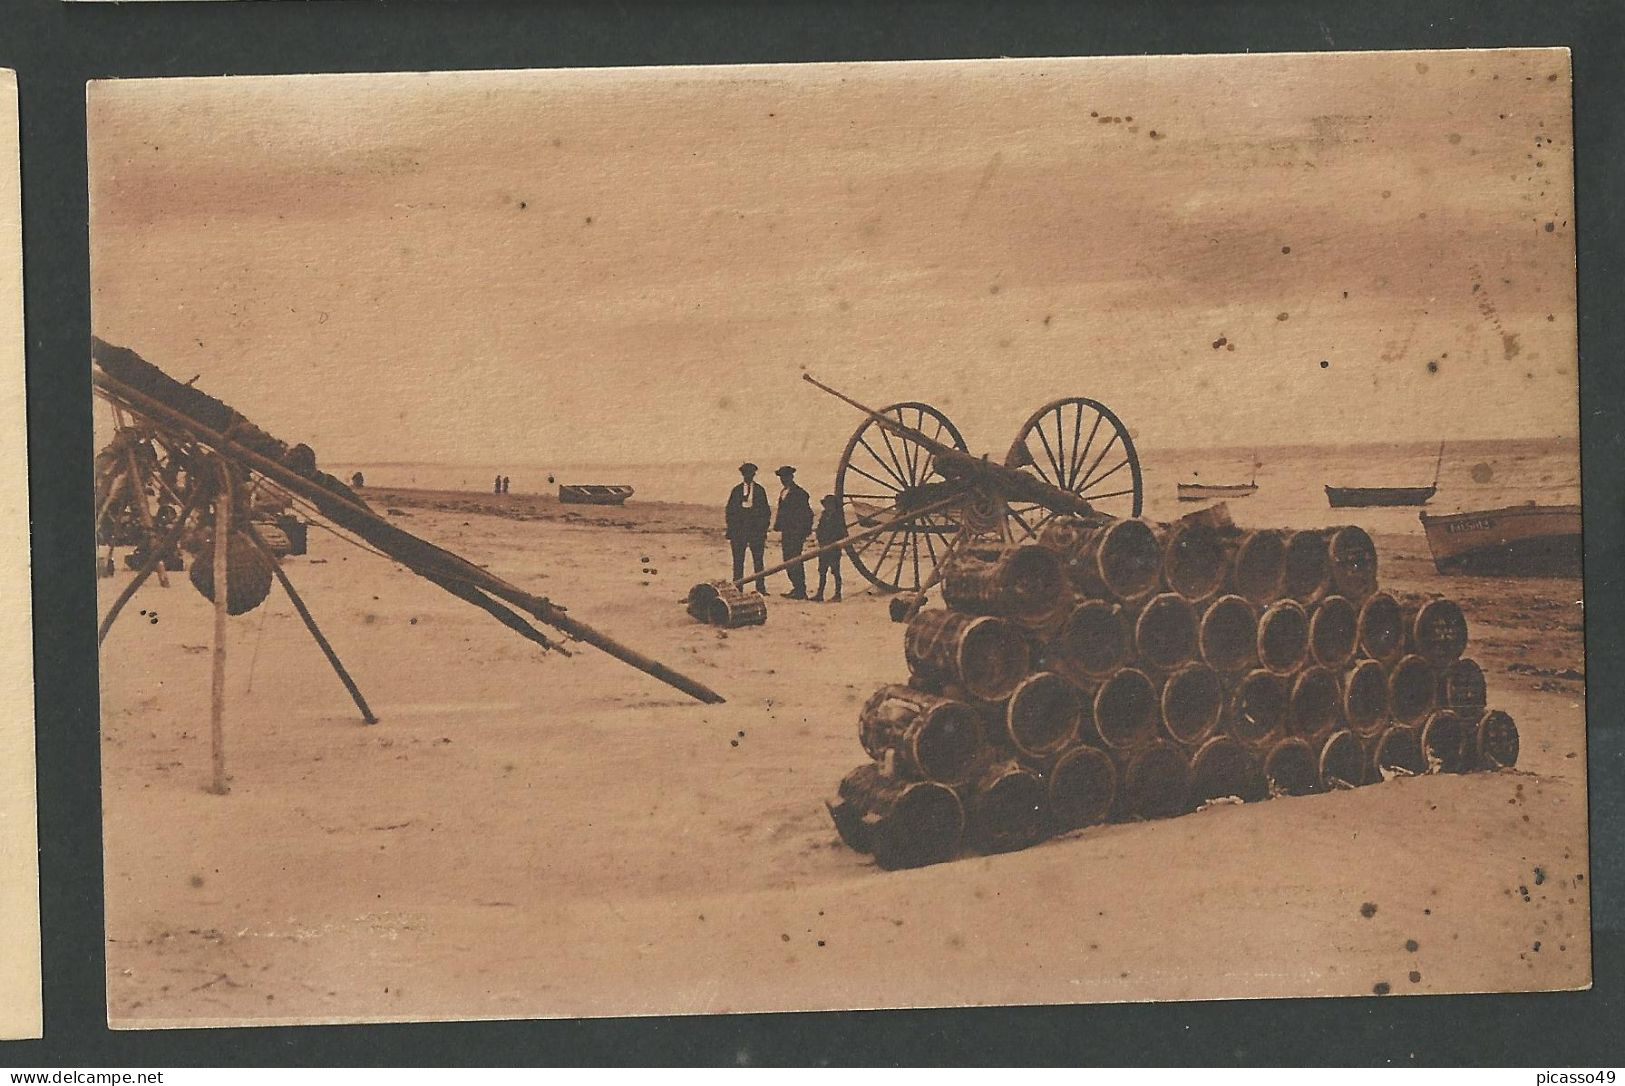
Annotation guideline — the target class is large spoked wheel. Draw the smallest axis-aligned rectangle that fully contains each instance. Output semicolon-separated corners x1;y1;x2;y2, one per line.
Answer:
835;402;969;593
1004;396;1143;537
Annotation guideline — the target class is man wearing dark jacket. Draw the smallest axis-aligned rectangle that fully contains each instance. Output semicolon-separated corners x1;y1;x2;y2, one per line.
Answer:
725;462;771;593
773;465;814;599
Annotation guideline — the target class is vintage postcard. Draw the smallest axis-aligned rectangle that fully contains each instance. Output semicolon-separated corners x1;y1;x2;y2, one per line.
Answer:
88;50;1586;1028
1;67;42;1043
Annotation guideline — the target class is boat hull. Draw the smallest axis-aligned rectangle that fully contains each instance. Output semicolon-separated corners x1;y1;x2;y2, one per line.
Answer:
559;484;634;506
1177;483;1257;502
1325;485;1435;508
1420;504;1582;577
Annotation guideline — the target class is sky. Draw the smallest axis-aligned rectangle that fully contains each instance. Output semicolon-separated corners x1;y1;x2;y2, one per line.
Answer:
88;50;1578;468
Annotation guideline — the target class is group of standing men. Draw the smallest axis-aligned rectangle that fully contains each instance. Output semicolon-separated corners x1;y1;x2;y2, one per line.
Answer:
725;462;845;602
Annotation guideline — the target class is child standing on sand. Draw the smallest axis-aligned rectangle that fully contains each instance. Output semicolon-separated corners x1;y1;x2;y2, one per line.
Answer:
812;494;846;602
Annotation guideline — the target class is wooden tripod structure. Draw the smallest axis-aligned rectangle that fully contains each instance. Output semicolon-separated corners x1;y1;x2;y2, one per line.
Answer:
94;338;726;793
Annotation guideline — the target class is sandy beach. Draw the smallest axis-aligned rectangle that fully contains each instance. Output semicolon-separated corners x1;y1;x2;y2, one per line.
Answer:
98;482;1590;1027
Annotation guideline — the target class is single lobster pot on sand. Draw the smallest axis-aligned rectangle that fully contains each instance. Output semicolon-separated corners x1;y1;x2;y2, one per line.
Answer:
686;580;767;628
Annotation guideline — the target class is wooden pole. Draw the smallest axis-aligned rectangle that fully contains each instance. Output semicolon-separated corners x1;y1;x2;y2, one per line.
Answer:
208;465;232;795
241;522;380;725
123;442;170;588
97;484;202;645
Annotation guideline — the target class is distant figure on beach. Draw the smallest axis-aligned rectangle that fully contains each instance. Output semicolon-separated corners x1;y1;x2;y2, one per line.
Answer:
502;475;511;494
725;462;771;593
813;494;845;602
494;474;502;494
351;471;365;489
773;465;813;600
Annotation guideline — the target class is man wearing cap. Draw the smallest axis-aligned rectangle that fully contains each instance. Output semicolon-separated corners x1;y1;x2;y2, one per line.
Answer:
773;465;814;600
725;462;771;593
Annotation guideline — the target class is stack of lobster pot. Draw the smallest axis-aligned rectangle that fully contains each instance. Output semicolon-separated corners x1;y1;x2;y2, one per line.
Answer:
827;504;1522;870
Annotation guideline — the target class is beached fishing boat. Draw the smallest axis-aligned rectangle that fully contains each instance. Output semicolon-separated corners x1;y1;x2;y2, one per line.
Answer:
1177;481;1257;502
1420;502;1581;576
558;484;634;506
1178;456;1259;502
1325;441;1443;508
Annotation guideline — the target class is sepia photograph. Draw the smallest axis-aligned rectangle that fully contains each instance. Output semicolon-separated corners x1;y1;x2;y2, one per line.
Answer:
88;49;1588;1028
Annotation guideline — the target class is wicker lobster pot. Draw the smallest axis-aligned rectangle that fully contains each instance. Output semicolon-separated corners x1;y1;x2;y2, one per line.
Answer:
1308;595;1359;669
1282;530;1332;604
991;671;1082;761
1224;529;1288;605
1401;596;1470;668
1419;708;1471;774
1116;740;1194;820
1372;723;1427;778
1256;599;1310;675
858;685;985;785
1160;662;1224;746
1474;709;1520;769
1263;736;1319;796
1046;599;1131;686
189;530;274;616
1437;657;1488;713
1224;668;1289;750
963;760;1049;854
1317;730;1367;789
1160;519;1228;604
686;579;765;627
1043;744;1117;832
1324;525;1379;601
904;609;1031;703
1287;666;1344;745
941;543;1072;631
1090;667;1161;752
1189;734;1267;804
1387;654;1438;725
1045;517;1162;602
1341;659;1390;739
826;763;965;870
1356;591;1406;662
1198;594;1258;673
1134;592;1200;672
708;593;768;628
